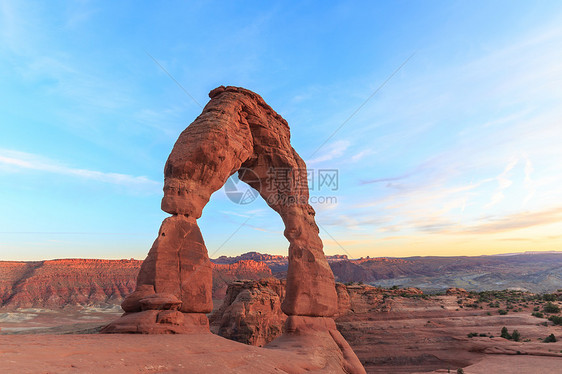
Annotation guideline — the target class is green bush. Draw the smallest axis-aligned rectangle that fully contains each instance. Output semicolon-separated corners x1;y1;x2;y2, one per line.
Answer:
543;334;557;343
532;312;544;318
548;315;562;325
543;302;560;313
511;330;521;342
498;309;508;315
500;327;511;339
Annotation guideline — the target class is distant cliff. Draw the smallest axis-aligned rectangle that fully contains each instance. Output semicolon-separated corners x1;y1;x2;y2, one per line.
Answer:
0;259;140;309
1;252;560;309
0;258;271;309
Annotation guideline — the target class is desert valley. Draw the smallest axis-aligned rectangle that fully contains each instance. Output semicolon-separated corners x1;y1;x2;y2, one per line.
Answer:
1;251;561;373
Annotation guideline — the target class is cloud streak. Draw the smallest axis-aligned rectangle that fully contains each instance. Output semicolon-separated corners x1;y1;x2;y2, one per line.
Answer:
0;149;161;193
463;207;562;235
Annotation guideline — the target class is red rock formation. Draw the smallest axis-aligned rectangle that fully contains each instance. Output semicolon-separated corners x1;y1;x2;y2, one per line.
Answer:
0;258;272;309
446;287;469;296
212;280;424;344
130;215;213;314
0;259;140;309
106;86;340;335
212;260;272;299
160;86;337;317
210;278;287;346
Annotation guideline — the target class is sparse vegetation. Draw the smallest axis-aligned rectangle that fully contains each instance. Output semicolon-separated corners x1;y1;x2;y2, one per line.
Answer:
543;302;560;314
543;334;557;343
532;312;544;318
548;315;562;325
500;327;522;341
511;330;521;342
498;309;508;315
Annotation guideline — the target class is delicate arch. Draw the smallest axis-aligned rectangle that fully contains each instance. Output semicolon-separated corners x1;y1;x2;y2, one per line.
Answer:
122;86;337;321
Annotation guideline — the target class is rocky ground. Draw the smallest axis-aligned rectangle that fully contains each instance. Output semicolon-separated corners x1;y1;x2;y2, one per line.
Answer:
210;282;562;373
0;333;350;373
337;292;562;373
2;286;560;373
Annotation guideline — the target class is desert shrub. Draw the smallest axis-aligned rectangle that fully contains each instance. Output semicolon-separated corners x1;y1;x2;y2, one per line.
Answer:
467;332;478;338
479;333;487;337
543;294;556;302
532;312;544;318
500;327;511;339
486;312;492;316
549;315;562;325
543;302;560;313
498;309;508;315
543;334;557;343
457;369;464;374
511;330;521;342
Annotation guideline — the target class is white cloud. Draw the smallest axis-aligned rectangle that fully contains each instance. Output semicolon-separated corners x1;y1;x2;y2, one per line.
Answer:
351;149;374;162
307;140;351;165
485;158;518;209
0;149;161;193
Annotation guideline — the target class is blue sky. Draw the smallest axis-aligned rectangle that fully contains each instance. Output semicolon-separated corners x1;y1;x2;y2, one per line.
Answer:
1;1;562;260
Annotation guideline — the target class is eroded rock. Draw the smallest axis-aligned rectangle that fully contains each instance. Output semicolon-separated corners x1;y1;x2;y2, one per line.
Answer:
102;85;359;370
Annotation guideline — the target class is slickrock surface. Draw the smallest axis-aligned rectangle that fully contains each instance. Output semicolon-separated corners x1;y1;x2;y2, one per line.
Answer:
0;333;352;374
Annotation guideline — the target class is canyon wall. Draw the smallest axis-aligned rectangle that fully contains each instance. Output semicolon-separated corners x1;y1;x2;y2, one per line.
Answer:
0;259;271;309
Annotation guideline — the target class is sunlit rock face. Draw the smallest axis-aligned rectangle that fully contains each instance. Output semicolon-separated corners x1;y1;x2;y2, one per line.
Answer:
159;85;338;318
104;86;337;333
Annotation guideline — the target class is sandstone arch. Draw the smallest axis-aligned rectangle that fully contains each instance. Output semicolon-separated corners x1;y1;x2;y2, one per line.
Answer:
104;86;337;335
160;86;338;317
102;86;365;373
